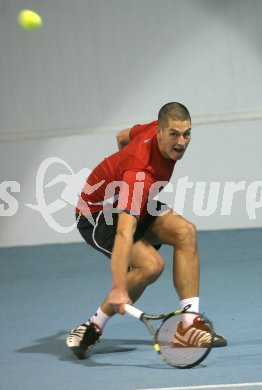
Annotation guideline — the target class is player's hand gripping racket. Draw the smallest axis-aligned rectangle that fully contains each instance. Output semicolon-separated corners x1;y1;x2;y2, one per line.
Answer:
124;304;214;368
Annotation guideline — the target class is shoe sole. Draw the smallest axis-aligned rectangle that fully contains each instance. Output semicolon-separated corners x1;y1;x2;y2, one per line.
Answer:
67;340;100;359
68;346;87;359
212;339;227;347
173;342;210;348
173;339;228;348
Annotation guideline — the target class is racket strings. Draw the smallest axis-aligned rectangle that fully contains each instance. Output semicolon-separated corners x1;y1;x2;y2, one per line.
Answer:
185;315;212;345
156;312;213;368
174;319;211;348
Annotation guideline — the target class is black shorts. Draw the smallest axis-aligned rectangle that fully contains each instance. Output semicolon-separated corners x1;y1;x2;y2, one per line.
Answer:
76;201;169;259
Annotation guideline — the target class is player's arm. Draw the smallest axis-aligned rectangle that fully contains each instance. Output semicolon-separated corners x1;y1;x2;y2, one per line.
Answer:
116;128;131;149
107;211;137;312
106;168;152;312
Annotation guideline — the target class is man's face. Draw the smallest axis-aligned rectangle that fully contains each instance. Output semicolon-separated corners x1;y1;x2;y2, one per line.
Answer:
157;118;191;160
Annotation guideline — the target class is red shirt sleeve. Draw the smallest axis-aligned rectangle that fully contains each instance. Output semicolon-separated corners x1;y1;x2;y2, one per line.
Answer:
117;170;155;218
129;121;158;141
129;125;145;140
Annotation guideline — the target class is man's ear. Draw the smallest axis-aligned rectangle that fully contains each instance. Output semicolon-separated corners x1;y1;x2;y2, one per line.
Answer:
157;125;162;136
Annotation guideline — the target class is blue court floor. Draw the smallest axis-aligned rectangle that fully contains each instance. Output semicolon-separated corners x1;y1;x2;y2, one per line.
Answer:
0;228;262;390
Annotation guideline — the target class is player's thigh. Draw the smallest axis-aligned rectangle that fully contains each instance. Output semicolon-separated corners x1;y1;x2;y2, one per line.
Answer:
143;209;196;246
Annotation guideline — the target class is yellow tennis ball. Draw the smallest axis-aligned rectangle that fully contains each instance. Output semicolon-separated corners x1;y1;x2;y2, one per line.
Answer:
18;10;42;31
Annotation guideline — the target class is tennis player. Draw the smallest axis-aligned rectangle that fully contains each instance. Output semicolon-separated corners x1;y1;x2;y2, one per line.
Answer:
66;102;227;358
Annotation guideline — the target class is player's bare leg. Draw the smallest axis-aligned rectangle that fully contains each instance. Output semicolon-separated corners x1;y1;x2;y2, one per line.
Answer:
101;239;164;316
66;239;164;359
143;210;227;347
144;209;199;300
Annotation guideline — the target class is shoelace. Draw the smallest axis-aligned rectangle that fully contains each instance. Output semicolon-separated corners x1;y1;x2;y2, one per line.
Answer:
193;316;211;333
68;324;89;340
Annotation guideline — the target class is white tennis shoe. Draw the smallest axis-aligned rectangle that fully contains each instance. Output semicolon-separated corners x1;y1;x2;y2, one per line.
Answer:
66;322;102;359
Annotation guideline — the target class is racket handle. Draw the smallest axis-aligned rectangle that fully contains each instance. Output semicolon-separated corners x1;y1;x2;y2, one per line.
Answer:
124;304;143;319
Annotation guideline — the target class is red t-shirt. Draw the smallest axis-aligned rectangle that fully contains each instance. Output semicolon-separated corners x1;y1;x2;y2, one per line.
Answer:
77;120;176;220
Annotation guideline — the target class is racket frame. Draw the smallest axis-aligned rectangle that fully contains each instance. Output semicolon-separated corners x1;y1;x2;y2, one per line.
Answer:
124;304;214;369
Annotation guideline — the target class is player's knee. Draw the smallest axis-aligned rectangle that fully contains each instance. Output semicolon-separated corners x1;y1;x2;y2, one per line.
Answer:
175;221;197;248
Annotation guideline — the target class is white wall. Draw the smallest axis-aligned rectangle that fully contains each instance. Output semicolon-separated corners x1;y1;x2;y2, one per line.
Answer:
0;0;262;247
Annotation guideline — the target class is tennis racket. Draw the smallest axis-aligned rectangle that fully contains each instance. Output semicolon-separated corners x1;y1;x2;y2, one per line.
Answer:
124;304;214;369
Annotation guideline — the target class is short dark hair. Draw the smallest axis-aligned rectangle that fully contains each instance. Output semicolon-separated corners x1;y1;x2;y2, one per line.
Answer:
158;102;191;128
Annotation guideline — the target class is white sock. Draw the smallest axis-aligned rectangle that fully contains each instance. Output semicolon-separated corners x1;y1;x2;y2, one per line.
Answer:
179;297;199;328
87;307;111;331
